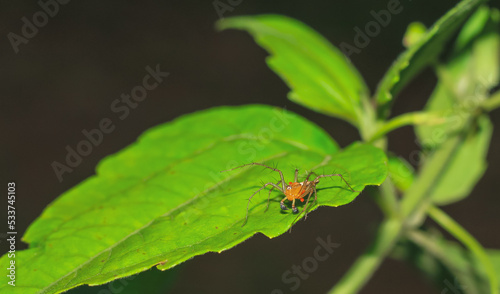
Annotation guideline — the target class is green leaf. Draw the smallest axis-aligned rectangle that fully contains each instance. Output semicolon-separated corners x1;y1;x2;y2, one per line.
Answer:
375;0;487;117
387;155;414;192
453;5;491;52
413;113;492;206
414;82;464;146
1;105;387;294
216;15;370;126
415;8;497;205
471;8;500;91
427;115;492;204
403;22;427;48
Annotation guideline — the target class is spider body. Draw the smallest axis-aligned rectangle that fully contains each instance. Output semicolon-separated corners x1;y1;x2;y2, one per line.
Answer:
285;182;307;201
221;162;356;226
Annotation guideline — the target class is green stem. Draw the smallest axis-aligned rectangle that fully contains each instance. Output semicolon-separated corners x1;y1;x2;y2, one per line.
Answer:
368;111;446;143
427;205;499;294
378;179;399;219
406;230;454;265
400;134;462;218
357;95;379;142
328;218;401;294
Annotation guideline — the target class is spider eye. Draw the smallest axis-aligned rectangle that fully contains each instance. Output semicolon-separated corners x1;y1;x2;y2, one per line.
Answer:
286;186;291;190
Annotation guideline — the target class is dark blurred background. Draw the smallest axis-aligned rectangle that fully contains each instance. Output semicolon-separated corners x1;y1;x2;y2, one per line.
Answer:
1;0;499;293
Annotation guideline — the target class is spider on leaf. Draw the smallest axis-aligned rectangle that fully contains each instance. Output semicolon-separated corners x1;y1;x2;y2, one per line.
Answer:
221;162;358;226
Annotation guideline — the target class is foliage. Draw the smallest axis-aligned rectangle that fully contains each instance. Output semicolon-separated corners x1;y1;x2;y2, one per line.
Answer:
2;0;499;293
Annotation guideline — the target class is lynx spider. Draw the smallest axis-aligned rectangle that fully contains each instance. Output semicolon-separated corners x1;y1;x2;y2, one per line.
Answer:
221;162;357;226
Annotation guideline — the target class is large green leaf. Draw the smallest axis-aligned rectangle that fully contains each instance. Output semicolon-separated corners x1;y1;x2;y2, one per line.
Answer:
375;0;487;117
1;105;387;293
216;15;370;127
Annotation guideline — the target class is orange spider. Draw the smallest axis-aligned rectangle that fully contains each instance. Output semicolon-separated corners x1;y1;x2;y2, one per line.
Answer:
221;163;356;225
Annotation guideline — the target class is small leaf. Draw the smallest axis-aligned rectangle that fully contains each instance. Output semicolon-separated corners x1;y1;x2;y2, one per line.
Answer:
0;105;387;294
375;0;487;117
471;8;500;90
403;22;427;48
216;15;370;126
414;82;463;147
453;5;491;52
387;155;414;192
415;113;492;205
428;115;492;204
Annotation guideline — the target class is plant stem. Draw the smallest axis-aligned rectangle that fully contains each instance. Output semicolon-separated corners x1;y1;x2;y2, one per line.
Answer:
406;230;454;266
368;111;446;143
328;218;401;294
378;179;399;218
357;96;379;142
427;205;499;294
400;134;461;218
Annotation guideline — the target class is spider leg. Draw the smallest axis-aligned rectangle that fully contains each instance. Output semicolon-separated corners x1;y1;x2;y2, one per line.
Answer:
294;168;299;182
280;196;288;211
305;171;318;182
292;188;315;224
291;199;299;214
243;182;283;226
313;173;358;192
266;180;283;211
304;188;317;220
221;162;286;191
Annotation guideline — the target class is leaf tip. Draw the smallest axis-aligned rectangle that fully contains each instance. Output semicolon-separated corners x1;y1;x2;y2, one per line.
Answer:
214;18;228;32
